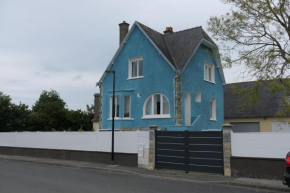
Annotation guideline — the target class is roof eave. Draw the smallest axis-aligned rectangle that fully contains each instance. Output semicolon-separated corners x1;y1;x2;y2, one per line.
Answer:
96;21;178;86
136;22;178;73
179;38;226;85
96;21;139;86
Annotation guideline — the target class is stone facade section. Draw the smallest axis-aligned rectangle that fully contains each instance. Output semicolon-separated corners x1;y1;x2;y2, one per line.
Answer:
223;124;232;176
148;126;157;170
174;76;182;125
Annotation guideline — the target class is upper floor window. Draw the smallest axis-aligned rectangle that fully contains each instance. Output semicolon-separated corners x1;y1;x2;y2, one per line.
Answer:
128;57;143;79
210;98;216;121
204;62;215;83
143;93;170;118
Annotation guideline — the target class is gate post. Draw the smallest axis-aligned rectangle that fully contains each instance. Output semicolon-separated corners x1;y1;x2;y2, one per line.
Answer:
148;126;158;170
223;124;232;176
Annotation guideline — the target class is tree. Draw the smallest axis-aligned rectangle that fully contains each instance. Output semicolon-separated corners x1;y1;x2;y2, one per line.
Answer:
28;90;68;131
208;0;290;83
0;92;31;132
10;102;31;131
66;105;94;131
0;92;13;132
207;0;290;114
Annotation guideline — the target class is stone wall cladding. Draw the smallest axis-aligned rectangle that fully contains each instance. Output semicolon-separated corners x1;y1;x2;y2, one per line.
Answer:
175;76;182;125
99;84;103;129
223;125;232;176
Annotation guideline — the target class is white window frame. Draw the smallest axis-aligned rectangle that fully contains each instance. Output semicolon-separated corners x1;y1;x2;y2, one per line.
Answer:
142;93;170;119
123;95;131;118
195;92;201;102
204;62;215;83
110;96;119;118
210;98;216;121
128;57;144;79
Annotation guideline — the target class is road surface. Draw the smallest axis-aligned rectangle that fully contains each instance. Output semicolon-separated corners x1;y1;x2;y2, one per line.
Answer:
0;160;274;193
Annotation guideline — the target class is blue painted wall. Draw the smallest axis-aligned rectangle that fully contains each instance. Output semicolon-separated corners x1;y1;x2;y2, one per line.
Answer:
101;26;176;130
181;44;224;130
100;25;224;131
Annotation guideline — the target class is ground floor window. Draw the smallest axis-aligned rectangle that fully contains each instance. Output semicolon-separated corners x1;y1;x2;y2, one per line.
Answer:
123;96;131;118
143;93;170;118
210;98;216;120
110;96;119;118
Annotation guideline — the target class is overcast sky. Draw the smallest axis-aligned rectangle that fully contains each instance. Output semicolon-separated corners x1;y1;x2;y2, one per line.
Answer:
0;0;241;110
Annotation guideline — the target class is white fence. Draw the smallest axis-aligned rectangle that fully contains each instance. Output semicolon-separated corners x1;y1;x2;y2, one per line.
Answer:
0;131;149;154
231;132;290;159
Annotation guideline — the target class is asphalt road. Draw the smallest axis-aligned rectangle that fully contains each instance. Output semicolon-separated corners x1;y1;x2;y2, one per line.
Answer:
0;160;275;193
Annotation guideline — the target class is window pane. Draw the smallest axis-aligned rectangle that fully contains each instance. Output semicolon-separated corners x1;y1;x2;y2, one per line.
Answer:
204;65;208;80
110;97;113;118
208;67;212;81
124;96;130;118
115;96;119;117
210;100;213;119
146;97;152;115
154;94;161;115
132;61;138;77
162;95;170;114
138;60;143;76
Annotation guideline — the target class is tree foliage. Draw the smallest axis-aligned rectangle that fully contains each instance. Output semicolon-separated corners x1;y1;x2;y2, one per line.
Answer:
208;0;290;83
29;90;68;131
0;92;31;132
0;90;94;132
207;0;290;115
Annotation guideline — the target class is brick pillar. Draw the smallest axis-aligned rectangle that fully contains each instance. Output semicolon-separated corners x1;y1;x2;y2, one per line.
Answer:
148;125;158;170
223;124;232;176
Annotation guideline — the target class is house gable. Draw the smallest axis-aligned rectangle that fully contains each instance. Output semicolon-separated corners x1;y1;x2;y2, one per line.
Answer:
100;24;176;130
97;21;226;86
181;44;224;130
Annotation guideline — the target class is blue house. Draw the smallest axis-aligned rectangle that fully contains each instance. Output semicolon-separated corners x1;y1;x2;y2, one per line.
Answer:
96;21;226;131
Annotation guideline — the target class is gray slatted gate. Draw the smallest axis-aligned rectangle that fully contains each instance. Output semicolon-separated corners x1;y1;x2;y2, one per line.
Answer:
155;130;224;174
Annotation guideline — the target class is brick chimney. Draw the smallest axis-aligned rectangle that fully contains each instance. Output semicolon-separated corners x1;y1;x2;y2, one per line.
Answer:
119;21;130;45
164;27;173;34
93;93;100;122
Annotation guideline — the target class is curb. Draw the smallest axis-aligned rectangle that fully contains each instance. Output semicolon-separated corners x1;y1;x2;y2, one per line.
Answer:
229;181;289;192
0;157;229;184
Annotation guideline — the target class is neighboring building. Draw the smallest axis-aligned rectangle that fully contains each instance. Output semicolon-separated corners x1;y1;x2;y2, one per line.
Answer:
92;93;100;131
96;21;226;131
224;81;290;132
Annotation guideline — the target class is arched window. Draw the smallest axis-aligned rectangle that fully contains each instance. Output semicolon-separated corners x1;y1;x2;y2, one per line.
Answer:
143;93;170;118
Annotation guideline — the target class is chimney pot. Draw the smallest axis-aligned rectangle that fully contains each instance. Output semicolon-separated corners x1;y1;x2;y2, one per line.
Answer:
164;27;173;34
119;21;130;45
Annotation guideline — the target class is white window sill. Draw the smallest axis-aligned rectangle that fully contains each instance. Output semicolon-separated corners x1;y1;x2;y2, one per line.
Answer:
142;115;171;119
127;76;144;80
210;118;217;122
204;79;216;84
107;118;134;121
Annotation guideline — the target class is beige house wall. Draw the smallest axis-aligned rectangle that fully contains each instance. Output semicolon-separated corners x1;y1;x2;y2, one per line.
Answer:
224;117;290;132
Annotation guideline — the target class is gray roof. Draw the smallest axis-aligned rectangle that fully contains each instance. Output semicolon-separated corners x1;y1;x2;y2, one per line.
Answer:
224;81;286;118
97;21;225;86
137;22;216;71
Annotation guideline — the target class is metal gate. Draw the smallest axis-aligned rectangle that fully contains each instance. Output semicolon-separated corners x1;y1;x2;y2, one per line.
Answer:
155;130;224;174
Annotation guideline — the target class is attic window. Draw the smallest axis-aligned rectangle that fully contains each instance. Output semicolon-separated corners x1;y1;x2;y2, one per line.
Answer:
204;62;215;83
128;57;143;79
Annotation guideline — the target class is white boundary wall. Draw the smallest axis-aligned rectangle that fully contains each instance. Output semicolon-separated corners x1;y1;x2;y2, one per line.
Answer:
0;131;149;154
232;132;290;159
